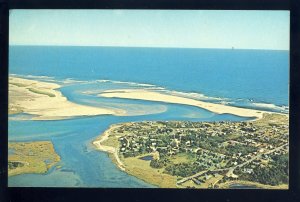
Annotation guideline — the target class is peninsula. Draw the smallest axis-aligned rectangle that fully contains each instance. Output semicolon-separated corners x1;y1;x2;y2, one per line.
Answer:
94;113;288;189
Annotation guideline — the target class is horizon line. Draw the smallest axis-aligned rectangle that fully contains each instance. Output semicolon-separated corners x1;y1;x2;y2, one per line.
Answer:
8;44;289;51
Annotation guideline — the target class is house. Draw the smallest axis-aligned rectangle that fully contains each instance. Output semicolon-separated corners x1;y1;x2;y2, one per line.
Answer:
243;168;253;174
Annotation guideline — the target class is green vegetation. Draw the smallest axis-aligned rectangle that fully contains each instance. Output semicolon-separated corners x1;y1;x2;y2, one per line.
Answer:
8;161;25;169
10;82;29;87
121;156;178;188
225;144;257;156
27;88;56;97
165;162;204;177
100;113;288;188
235;154;288;186
8;141;61;176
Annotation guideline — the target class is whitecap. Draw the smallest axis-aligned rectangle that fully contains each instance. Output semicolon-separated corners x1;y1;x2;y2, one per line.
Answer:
24;74;55;80
252;102;289;112
96;79;157;88
163;90;226;101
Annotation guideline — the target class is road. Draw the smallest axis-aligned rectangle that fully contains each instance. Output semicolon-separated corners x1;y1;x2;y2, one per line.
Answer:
177;143;288;185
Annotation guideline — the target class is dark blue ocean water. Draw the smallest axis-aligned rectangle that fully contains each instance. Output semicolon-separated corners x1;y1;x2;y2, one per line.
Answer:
9;46;289;107
8;46;289;187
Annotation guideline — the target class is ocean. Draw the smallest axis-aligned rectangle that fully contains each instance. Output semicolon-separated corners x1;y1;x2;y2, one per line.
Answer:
8;46;289;187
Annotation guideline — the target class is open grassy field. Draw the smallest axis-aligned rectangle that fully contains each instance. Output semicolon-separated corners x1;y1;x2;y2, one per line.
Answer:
8;141;61;176
121;155;178;188
169;153;195;164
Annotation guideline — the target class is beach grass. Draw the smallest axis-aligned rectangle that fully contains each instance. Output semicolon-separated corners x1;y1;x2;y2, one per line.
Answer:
101;134;120;148
122;156;178;188
10;82;29;87
27;88;56;97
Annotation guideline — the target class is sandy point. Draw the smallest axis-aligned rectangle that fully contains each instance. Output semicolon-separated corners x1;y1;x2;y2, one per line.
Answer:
9;76;125;120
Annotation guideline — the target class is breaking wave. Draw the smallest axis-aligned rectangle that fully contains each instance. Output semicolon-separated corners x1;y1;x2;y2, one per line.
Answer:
252;102;289;112
96;79;156;87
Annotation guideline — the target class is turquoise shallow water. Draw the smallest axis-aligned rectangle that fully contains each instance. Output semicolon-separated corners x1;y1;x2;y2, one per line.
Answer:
8;46;288;187
8;81;251;187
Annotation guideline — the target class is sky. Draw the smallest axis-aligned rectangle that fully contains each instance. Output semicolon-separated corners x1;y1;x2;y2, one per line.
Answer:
9;10;290;50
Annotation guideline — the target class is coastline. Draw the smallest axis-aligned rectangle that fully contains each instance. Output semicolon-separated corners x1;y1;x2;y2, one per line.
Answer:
8;141;61;176
9;76;283;121
100;89;272;119
93;124;126;171
9;75;288;188
9;76;125;120
92;123;178;188
93;113;289;189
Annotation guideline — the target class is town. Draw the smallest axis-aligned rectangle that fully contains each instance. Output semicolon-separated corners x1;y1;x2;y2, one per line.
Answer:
102;113;288;188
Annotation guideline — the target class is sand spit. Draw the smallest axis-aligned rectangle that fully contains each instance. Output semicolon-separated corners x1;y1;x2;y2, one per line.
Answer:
100;89;268;119
9;76;124;120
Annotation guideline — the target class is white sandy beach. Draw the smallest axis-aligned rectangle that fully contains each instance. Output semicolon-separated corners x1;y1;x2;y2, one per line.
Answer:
100;89;267;119
9;76;125;120
93;124;126;171
9;76;274;120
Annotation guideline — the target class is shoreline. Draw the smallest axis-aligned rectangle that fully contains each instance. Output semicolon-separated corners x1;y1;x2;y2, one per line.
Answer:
93;123;177;188
9;76;125;120
93;124;126;171
8;141;61;177
99;89;276;119
9;75;285;121
93;113;289;189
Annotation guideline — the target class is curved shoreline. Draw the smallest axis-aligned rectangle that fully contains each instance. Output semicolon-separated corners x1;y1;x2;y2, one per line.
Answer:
99;89;274;119
8;141;61;177
10;76;285;121
9;76;125;120
93;113;288;189
92;124;177;188
93;124;126;171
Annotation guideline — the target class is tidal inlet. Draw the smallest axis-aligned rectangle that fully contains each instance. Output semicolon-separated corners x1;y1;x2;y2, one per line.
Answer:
8;10;289;189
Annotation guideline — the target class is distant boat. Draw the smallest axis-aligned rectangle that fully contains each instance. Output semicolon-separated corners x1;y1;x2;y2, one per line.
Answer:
232;47;235;50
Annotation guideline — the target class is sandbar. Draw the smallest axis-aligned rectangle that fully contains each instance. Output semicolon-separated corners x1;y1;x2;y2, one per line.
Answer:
100;89;268;119
9;76;125;120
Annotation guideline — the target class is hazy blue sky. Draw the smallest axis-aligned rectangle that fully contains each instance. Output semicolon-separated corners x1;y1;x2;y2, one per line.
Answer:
9;10;289;50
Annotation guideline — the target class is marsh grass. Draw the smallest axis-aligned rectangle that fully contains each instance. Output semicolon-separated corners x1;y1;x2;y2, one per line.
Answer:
8;141;61;176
